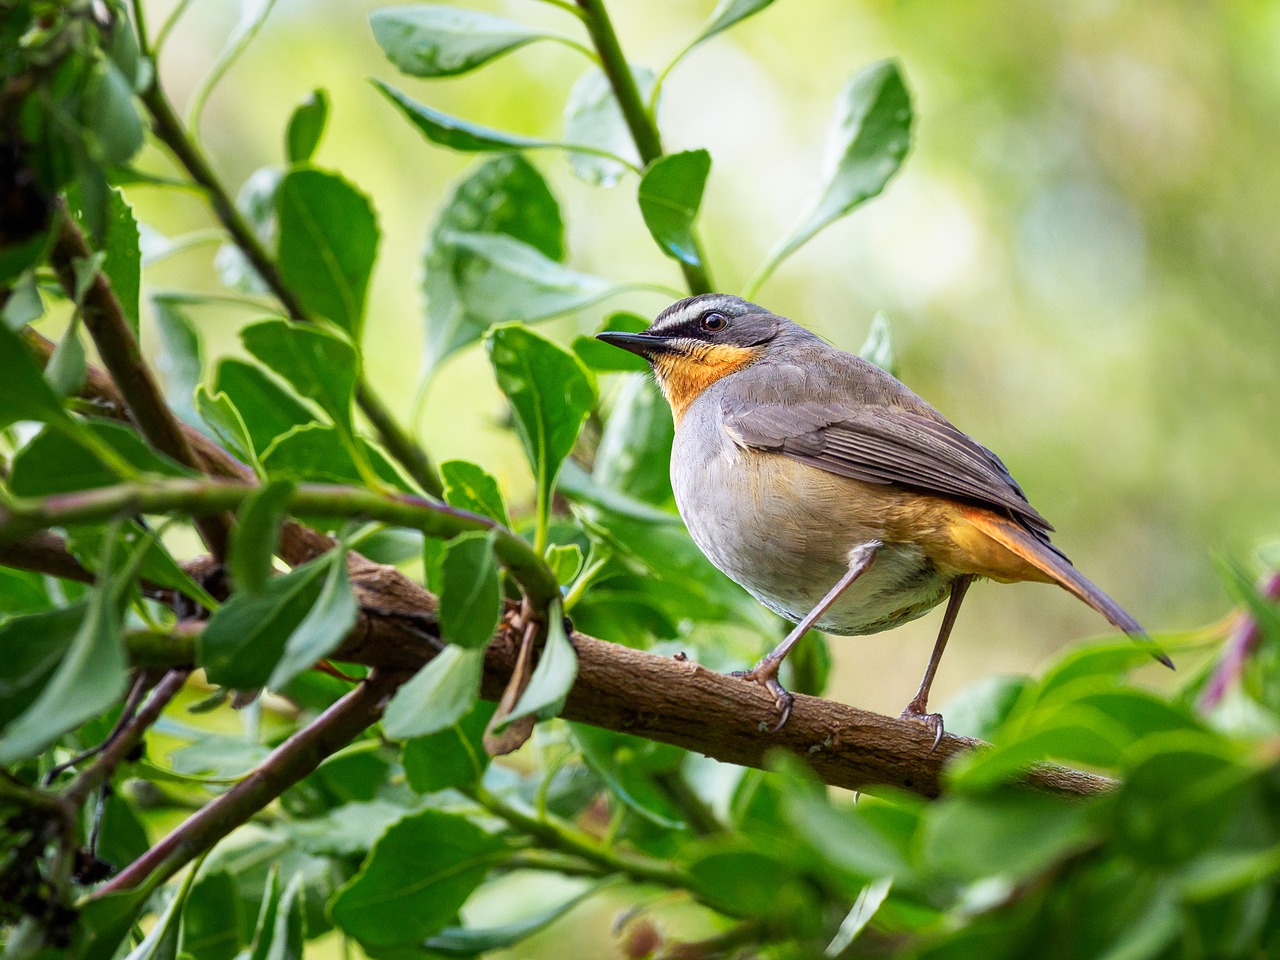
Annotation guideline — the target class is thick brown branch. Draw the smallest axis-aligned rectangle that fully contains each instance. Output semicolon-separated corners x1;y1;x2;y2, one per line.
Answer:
0;531;96;585
48;209;231;559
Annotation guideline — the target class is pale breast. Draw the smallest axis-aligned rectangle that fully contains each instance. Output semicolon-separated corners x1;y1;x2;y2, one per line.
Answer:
671;407;951;636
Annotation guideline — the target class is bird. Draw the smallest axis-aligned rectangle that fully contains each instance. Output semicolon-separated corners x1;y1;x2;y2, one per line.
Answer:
595;293;1169;743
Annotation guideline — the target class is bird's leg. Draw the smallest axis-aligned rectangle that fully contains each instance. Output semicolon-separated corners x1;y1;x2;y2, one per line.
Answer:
901;574;975;749
736;541;880;732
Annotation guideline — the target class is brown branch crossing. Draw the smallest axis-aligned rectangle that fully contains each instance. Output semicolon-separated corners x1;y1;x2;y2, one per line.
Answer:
3;342;1108;801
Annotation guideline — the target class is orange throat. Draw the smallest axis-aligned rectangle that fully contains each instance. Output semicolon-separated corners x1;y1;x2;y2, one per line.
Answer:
653;344;762;422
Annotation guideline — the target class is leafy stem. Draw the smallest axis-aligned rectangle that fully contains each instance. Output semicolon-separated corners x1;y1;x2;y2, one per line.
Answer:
574;0;713;295
467;782;704;899
135;64;444;499
0;477;561;610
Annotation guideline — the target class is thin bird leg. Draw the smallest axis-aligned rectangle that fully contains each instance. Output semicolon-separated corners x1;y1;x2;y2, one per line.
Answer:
901;574;975;749
736;541;880;732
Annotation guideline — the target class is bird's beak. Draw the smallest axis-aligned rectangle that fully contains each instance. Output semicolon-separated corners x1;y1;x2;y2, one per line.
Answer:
594;330;678;358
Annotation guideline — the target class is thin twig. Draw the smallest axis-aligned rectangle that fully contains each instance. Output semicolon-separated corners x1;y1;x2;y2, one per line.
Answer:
90;670;400;897
136;76;444;498
63;669;190;807
574;0;713;295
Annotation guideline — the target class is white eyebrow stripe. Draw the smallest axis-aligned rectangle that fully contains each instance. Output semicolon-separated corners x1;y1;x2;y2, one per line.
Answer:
649;295;742;334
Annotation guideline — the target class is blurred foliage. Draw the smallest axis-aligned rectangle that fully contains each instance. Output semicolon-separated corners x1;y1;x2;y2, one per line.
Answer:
1;0;1279;958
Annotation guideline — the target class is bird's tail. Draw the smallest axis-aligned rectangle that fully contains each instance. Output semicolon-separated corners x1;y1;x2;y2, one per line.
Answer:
961;507;1173;669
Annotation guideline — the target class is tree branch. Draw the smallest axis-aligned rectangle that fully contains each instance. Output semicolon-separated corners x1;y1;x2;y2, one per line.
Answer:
49;208;232;560
0;477;1110;800
90;670;400;897
136;78;444;498
62;669;190;807
0;477;559;609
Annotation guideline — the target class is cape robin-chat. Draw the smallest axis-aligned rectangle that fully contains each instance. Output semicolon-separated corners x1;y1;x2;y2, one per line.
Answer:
597;294;1169;743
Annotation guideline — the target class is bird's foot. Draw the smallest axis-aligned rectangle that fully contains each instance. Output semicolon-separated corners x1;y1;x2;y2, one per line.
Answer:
731;659;795;733
900;699;945;751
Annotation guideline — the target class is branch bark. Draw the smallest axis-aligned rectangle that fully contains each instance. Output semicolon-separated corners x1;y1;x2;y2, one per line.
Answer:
0;479;1112;802
49;209;232;560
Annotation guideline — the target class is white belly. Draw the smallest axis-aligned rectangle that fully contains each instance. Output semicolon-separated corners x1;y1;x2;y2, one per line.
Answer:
671;424;951;635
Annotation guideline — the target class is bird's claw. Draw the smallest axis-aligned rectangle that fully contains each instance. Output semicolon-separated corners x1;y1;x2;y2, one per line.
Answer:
732;662;794;732
900;703;945;751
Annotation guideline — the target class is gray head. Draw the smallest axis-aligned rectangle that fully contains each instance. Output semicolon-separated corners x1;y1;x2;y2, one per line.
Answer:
595;294;818;419
595;294;815;358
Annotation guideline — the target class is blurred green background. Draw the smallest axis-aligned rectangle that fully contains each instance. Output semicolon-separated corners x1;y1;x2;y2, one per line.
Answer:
133;0;1280;717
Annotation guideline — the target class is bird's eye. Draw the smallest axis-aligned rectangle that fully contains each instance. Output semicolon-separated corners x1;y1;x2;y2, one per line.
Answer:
701;312;727;332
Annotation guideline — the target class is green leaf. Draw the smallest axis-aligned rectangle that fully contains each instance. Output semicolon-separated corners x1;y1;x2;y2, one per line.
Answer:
936;674;1032;741
285;89;329;164
594;375;674;505
690;0;778;47
268;549;358;690
923;789;1093;883
153;296;204;424
439;532;503;650
422;884;603;955
85;57;145;167
1;272;45;329
123;861;200;960
10;420;191;496
195;385;259;469
773;755;910;884
563;66;654;187
330;809;505;946
240;318;358;433
422;156;566;373
181;872;242;960
441;459;511;525
376;79;554;152
637;149;711;266
45;318;87;397
572;724;685;828
262;423;408;490
573;312;651;374
857;311;897;377
446;231;612;326
485;324;597;545
0;604;84;729
402;700;496;793
0;320;76;431
686;847;797;917
0;534;128;764
72;890;146;960
827;877;892;957
248;870;306;960
229;479;295;594
276;169;379;339
371;5;550;78
213;357;314;456
504;598;578;725
760;60;911;279
199;556;329;689
546;543;584;584
101;188;141;336
382;645;486;740
215;168;281;294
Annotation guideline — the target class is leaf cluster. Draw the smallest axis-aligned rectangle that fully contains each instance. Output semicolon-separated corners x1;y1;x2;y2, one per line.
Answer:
0;1;1276;959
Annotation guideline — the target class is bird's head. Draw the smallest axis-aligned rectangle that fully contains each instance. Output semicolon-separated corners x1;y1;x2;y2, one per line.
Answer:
596;294;797;421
